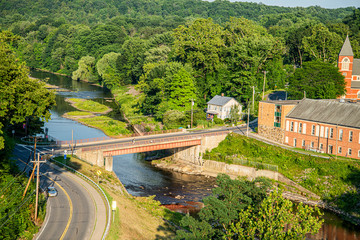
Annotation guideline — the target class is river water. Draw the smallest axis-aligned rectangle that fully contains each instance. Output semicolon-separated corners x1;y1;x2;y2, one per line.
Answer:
31;70;360;239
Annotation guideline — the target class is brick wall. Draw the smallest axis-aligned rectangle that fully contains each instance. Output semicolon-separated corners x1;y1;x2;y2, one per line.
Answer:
284;118;360;159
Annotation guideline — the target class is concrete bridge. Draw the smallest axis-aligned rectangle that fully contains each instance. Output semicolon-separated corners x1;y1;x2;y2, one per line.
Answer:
57;129;232;171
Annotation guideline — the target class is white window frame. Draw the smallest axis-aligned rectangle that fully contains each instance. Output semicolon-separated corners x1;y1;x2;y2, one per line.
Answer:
325;127;329;138
358;150;360;158
311;125;315;135
299;123;302;133
349;131;353;142
302;123;307;134
294;122;298;132
320;126;324;137
330;128;334;138
286;121;290;131
302;140;305;147
293;138;297;147
319;143;323;150
338;146;342;154
285;136;289;143
348;148;352;156
290;122;294;132
342;57;350;70
339;129;343;141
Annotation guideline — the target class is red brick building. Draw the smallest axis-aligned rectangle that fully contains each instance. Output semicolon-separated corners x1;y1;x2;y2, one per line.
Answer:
338;36;360;99
258;99;360;159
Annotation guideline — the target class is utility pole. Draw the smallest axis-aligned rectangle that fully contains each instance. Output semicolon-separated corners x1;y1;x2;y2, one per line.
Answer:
252;86;255;113
246;107;250;137
35;153;40;222
190;99;194;129
262;71;267;100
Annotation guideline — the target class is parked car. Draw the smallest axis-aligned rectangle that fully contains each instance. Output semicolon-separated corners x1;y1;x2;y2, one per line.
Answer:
47;186;58;197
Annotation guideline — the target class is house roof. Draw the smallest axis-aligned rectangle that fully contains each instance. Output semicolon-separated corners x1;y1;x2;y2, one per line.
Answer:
339;36;354;56
286;99;360;128
353;59;360;75
207;95;236;106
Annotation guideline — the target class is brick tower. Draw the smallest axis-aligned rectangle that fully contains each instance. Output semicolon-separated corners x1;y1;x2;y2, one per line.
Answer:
338;36;360;99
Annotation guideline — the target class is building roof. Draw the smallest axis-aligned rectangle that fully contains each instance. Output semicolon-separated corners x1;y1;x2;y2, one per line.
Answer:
261;100;301;105
339;36;354;56
207;95;236;106
353;59;360;75
351;81;360;89
286;99;360;128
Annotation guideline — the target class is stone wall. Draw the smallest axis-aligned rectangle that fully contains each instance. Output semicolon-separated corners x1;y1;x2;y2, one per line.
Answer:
202;160;279;180
258;124;284;143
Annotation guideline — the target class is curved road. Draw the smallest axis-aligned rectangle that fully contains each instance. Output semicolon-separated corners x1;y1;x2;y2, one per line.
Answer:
13;144;107;240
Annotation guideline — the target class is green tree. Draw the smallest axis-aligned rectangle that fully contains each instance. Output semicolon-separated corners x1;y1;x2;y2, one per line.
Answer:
288;61;346;99
173;18;225;99
176;174;271;239
225;191;323;240
72;56;97;82
302;23;343;64
96;52;122;88
0;31;55;149
229;104;241;125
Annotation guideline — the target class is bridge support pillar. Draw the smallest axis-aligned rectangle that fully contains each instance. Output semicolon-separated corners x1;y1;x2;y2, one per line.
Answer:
104;156;113;172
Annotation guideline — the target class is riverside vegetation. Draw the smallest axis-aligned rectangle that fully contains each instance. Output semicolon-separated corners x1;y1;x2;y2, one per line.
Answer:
204;133;360;221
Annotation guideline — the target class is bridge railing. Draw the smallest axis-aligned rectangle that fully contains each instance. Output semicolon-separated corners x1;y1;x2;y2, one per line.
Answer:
56;129;184;146
81;130;230;152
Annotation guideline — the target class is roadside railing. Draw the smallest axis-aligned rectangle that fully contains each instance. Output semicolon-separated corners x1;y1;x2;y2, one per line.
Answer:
81;130;230;152
50;158;111;240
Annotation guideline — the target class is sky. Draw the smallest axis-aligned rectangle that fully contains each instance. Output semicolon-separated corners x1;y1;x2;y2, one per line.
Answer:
227;0;360;9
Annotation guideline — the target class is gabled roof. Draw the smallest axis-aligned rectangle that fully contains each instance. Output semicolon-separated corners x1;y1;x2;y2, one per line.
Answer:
286;99;360;128
339;36;354;56
207;95;236;106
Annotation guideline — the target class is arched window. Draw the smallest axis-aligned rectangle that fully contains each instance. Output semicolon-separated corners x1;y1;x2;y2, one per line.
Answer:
357;91;360;99
342;57;350;70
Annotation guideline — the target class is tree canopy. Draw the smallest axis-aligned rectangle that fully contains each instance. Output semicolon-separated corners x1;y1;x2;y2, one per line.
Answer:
288;61;346;99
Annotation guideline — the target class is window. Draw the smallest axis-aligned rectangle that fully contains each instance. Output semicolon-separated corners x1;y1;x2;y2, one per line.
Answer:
311;125;315;135
320;143;323;150
320;126;324;137
293;138;297;147
302;140;305;147
325;127;329;138
358;150;360;158
349;131;353;142
348;148;352;156
285;136;288;143
286;121;289;131
330;128;334;138
357;76;360;80
316;125;320;136
329;145;333;154
303;123;307;134
338;147;342;154
299;123;302;133
294;122;298;132
311;142;314;148
342;57;350;70
358;91;360;99
290;122;294;132
339;129;343;141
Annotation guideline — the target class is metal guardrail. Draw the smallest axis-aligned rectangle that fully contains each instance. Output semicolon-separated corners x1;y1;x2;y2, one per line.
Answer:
57;129;183;146
81;130;230;152
50;158;111;240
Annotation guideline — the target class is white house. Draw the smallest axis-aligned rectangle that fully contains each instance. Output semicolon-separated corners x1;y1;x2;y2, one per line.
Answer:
206;94;242;120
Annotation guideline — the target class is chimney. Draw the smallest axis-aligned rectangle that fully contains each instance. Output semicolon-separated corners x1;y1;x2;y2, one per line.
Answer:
221;93;224;97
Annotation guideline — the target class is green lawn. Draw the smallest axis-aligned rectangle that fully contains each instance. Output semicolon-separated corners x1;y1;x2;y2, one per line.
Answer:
67;98;110;113
77;116;130;136
204;133;360;218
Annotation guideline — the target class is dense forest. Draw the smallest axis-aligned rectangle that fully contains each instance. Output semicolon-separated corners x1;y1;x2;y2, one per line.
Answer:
1;0;360;123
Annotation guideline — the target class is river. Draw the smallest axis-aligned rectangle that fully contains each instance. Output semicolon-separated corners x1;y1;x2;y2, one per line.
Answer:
30;69;360;239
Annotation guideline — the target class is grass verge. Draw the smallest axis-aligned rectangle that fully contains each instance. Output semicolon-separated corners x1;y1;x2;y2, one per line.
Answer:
66;98;111;113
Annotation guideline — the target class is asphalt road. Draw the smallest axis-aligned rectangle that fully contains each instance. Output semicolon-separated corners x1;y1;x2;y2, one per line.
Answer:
13;144;107;240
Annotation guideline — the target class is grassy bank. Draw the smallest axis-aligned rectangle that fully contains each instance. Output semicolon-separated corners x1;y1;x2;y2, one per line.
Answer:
204;133;360;219
53;156;180;239
66;98;111;114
